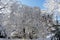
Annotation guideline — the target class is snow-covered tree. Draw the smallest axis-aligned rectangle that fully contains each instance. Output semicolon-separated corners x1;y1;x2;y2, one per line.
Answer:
44;0;60;39
0;0;54;39
0;0;21;38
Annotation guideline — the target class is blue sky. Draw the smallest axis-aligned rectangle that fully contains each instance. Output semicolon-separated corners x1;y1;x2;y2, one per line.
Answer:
20;0;45;10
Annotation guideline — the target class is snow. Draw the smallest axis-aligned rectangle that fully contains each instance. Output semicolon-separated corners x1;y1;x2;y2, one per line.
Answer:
46;33;55;38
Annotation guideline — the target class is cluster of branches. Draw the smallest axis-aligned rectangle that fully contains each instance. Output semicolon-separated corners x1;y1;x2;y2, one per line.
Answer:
0;0;56;39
